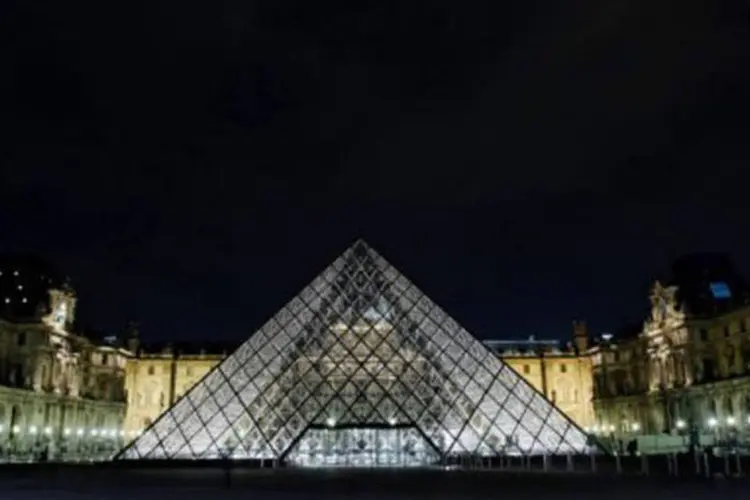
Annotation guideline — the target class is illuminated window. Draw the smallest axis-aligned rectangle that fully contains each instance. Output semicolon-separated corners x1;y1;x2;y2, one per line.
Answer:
710;282;731;299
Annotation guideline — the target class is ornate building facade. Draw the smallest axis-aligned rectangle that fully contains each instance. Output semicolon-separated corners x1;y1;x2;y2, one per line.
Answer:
0;256;129;460
592;254;750;446
123;322;596;437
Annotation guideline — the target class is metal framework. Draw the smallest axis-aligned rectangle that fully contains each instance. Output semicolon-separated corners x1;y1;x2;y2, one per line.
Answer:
117;240;594;466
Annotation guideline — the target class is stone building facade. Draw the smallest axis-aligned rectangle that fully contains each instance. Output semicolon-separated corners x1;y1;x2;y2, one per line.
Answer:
591;254;750;446
487;322;595;430
123;323;596;437
0;256;129;460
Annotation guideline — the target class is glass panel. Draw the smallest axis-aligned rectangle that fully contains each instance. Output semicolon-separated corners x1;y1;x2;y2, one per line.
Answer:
286;427;440;468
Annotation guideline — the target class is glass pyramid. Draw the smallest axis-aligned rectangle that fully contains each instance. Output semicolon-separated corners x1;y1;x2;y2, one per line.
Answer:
117;240;595;466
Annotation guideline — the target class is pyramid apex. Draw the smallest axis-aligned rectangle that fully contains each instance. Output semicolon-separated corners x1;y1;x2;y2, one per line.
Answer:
350;238;371;249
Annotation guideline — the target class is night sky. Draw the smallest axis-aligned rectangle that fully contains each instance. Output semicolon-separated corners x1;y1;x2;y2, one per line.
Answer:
2;1;750;343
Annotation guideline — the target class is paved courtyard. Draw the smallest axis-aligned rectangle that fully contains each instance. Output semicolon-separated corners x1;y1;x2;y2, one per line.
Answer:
1;466;748;499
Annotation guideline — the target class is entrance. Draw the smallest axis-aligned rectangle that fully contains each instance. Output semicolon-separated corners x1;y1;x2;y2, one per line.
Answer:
285;425;440;467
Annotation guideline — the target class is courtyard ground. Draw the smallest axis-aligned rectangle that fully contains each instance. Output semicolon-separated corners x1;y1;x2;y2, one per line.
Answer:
0;466;748;499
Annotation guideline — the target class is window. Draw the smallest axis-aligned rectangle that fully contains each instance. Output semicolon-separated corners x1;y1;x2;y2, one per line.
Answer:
724;326;731;338
147;366;155;376
560;364;568;373
102;354;108;366
724;396;734;416
550;390;557;403
699;329;708;341
741;319;748;333
17;332;26;346
523;365;530;374
186;366;193;377
710;282;732;299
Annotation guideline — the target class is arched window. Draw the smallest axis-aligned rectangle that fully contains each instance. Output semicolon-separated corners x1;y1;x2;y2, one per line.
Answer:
10;405;22;432
724;396;734;415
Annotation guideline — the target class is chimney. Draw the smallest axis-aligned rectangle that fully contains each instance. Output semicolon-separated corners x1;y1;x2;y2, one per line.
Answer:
124;321;140;355
572;320;588;353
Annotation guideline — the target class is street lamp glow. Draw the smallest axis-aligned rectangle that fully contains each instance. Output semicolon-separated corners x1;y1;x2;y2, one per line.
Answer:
91;429;98;436
707;417;718;428
631;422;641;432
44;426;52;435
64;428;71;436
388;418;396;426
326;417;336;428
608;424;615;432
12;425;20;434
726;416;736;426
77;428;84;436
29;425;37;435
675;419;686;430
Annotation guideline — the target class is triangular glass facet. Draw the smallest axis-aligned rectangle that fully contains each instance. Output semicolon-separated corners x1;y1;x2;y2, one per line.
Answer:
117;240;596;465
